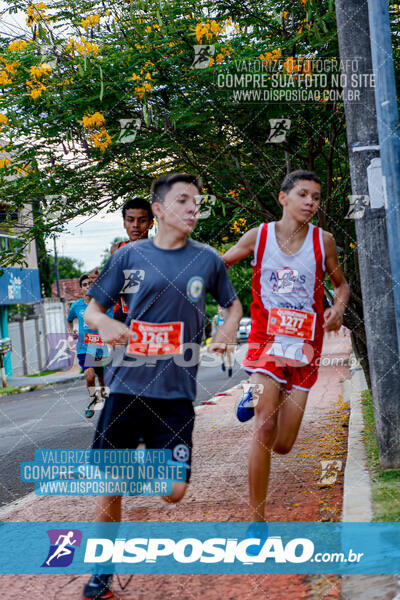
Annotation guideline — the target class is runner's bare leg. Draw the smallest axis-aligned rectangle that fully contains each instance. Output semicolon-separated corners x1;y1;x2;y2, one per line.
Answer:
272;388;309;454
248;373;281;522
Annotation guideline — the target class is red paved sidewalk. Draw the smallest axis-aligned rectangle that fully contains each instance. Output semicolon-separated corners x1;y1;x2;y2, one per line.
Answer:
1;331;352;600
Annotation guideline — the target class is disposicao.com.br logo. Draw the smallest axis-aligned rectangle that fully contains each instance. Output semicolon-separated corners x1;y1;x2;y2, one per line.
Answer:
83;536;362;566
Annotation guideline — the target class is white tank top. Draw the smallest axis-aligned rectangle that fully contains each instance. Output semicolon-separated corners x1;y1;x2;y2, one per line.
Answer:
254;222;325;313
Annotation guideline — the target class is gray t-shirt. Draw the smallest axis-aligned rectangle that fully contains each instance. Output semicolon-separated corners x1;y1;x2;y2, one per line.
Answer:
88;238;237;401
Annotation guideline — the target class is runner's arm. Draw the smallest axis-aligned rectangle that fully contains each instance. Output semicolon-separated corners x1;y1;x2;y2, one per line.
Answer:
66;306;78;337
210;298;242;353
222;227;258;268
211;314;217;338
84;298;131;347
323;232;350;332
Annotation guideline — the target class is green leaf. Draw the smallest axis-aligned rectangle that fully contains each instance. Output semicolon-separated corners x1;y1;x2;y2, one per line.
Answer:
143;104;149;126
99;65;104;101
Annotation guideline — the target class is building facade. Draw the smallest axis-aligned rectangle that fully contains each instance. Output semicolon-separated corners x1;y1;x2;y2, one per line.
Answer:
0;203;41;376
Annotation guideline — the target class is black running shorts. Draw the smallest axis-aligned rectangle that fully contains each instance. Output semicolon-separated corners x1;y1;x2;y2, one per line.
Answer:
92;394;195;482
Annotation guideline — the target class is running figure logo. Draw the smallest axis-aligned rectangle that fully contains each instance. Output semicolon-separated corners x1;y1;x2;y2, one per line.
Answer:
191;45;215;69
266;118;291;143
41;529;82;568
121;269;145;294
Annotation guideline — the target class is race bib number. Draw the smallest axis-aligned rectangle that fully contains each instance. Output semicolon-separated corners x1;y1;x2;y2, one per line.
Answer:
267;307;316;341
128;320;184;356
84;332;103;346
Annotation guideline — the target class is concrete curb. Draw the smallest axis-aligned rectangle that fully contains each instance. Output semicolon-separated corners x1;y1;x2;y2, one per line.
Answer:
0;372;84;398
341;364;400;600
342;366;372;522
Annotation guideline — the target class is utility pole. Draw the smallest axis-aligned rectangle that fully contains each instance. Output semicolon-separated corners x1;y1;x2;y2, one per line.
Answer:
368;0;400;350
53;235;61;298
336;0;400;467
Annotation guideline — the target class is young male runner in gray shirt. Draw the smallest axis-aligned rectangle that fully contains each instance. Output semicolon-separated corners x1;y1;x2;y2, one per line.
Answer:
83;173;242;599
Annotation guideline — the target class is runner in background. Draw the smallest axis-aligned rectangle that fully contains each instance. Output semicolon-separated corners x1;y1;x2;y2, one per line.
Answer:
66;274;113;418
110;196;153;254
223;170;350;532
111;197;153;321
211;305;234;376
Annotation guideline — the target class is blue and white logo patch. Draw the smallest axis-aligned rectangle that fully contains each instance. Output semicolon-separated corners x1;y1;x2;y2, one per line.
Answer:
173;444;190;462
186;276;204;303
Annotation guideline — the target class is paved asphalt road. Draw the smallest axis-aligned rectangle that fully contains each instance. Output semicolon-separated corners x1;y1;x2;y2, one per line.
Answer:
0;357;247;509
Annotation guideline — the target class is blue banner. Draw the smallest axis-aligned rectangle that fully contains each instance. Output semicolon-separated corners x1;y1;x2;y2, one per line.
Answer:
0;268;41;305
1;522;400;574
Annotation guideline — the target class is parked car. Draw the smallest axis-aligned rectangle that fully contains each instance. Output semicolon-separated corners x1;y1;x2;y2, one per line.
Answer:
236;317;252;343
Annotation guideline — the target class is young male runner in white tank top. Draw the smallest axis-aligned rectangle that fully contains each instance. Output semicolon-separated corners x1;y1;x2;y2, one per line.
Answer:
223;171;350;530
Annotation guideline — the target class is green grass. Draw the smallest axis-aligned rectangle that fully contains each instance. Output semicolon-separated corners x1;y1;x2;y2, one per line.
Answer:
27;369;58;377
361;390;400;521
0;386;20;395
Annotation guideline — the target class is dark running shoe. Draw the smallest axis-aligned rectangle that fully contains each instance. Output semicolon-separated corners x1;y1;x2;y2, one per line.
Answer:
236;389;255;422
228;367;233;377
85;394;98;419
221;362;226;372
83;573;113;599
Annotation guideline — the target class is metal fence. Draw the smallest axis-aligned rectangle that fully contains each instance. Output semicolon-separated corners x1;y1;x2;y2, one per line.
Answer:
8;298;68;376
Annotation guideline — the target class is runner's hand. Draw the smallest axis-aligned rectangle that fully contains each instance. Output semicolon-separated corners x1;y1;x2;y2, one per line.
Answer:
210;325;237;354
323;306;344;332
97;316;131;347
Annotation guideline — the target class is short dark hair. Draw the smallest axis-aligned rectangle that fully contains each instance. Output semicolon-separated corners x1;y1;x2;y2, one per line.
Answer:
122;197;153;220
151;173;203;204
79;274;89;287
280;170;322;194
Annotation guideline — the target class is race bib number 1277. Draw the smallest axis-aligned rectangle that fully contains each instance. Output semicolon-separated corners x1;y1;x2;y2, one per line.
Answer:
267;307;316;340
128;320;184;355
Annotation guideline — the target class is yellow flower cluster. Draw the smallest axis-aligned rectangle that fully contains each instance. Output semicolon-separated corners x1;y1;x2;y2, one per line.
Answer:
231;217;247;233
91;129;111;152
0;58;18;85
82;112;110;152
82;112;105;128
65;37;99;57
0;157;11;169
26;2;48;27
209;46;231;67
8;40;28;52
26;62;52;100
132;61;154;99
81;14;100;29
195;20;220;42
30;63;52;78
282;56;312;75
260;49;282;62
26;79;46;99
0;70;12;85
0;113;9;137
